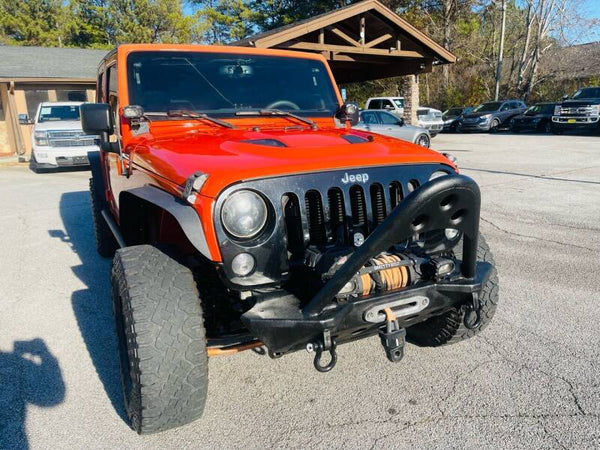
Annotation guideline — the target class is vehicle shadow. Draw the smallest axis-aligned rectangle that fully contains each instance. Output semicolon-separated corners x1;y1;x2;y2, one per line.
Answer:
0;339;65;450
48;190;128;425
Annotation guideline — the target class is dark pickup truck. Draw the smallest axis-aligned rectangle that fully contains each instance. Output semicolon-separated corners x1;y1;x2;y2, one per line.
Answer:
552;87;600;134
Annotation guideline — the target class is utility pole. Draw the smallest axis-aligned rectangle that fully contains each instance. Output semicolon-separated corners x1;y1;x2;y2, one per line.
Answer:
494;0;507;101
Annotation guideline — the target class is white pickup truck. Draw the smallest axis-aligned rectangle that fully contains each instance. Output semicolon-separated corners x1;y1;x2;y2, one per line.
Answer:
19;101;100;173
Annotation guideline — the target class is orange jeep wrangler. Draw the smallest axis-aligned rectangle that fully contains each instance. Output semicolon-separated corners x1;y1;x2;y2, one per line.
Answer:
81;44;498;434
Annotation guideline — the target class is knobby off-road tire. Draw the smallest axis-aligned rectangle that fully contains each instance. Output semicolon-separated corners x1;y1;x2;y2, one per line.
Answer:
407;234;499;347
89;178;119;257
112;245;208;434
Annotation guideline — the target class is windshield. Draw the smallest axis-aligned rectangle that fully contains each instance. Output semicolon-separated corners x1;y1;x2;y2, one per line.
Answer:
38;105;80;122
572;87;600;99
525;104;552;115
392;98;404;108
127;51;340;118
472;102;502;113
443;107;463;117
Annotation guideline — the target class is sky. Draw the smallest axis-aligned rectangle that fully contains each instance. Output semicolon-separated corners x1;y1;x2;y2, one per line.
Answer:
571;0;600;44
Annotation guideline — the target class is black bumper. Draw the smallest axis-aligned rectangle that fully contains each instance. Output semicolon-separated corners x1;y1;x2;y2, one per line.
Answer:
242;175;486;354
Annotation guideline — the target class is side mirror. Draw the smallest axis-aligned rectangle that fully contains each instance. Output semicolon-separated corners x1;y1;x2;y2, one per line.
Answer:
18;114;32;125
80;103;116;153
397;118;405;126
80;103;112;134
562;95;569;100
336;102;359;126
384;105;394;110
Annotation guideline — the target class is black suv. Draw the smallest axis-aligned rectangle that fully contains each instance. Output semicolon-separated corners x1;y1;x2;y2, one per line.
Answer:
458;100;527;132
510;103;555;133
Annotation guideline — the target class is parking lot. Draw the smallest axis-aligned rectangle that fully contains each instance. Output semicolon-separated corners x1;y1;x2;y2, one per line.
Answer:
0;132;599;449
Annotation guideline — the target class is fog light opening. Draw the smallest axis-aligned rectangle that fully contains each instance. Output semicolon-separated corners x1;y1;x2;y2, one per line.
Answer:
231;253;255;277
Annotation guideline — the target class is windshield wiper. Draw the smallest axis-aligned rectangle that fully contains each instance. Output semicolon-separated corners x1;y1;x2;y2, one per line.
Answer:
235;109;317;129
165;109;235;129
144;110;235;128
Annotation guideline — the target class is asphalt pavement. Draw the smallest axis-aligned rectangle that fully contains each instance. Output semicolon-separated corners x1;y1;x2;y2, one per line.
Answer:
0;132;599;449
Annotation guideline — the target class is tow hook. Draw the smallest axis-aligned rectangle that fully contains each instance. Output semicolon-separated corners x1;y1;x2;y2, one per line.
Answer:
306;330;337;373
464;292;482;330
379;307;406;363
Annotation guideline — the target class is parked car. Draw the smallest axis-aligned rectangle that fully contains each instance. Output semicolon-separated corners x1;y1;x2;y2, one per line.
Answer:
510;102;555;133
19;101;99;173
417;107;444;137
442;106;473;132
552;87;600;134
458;100;527;132
365;96;405;119
80;44;498;434
354;110;431;147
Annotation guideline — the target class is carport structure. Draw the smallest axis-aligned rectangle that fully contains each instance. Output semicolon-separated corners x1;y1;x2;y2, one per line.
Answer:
235;0;455;123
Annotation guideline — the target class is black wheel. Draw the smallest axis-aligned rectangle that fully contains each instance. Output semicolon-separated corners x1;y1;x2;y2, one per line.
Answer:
543;121;552;133
112;245;208;434
407;233;499;346
89;178;119;257
551;127;563;135
489;118;501;132
415;133;430;148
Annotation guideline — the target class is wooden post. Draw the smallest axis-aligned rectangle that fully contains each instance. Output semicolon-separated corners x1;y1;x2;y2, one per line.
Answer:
360;16;365;46
319;28;325;45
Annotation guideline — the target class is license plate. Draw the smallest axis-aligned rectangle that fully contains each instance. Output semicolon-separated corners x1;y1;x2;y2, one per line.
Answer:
568;119;577;124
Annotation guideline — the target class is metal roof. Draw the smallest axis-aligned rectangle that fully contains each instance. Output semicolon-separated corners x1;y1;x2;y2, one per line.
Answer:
0;46;108;80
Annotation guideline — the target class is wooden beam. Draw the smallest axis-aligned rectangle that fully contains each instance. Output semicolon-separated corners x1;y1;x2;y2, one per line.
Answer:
364;33;393;48
330;27;361;47
319;28;325;44
281;42;425;58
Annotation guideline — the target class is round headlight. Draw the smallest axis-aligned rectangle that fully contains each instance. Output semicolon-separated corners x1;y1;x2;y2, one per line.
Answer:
221;190;268;239
429;170;449;181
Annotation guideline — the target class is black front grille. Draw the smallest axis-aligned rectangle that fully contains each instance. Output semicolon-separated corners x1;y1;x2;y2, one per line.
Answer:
286;177;416;251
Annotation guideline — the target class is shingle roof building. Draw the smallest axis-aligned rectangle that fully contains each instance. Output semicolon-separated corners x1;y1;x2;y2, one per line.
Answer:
0;46;107;80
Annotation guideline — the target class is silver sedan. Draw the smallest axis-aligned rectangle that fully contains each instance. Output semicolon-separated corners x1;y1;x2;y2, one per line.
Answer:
353;110;431;147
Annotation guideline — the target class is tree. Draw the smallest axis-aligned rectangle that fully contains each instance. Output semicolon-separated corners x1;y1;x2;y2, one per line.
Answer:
0;0;69;46
192;0;258;43
106;0;194;44
66;0;111;48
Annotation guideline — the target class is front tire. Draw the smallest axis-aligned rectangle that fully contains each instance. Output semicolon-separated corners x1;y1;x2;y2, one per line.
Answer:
112;245;209;434
408;234;499;346
415;133;430;148
489;118;501;132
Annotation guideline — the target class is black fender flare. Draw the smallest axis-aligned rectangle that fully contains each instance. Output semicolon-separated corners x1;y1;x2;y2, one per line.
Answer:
119;186;212;260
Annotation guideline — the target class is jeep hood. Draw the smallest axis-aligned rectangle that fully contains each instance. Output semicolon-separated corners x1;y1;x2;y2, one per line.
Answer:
132;127;454;198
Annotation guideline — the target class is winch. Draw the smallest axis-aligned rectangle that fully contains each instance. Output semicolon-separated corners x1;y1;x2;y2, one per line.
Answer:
302;245;457;304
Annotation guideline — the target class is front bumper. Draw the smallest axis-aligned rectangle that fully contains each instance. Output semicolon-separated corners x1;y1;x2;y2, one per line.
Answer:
242;175;485;354
459;120;491;131
552;116;599;131
32;144;99;167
